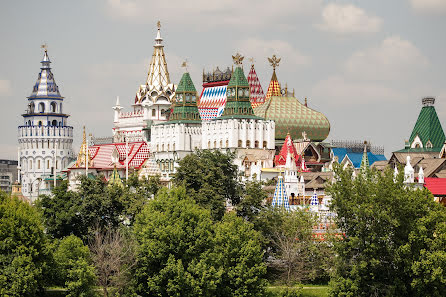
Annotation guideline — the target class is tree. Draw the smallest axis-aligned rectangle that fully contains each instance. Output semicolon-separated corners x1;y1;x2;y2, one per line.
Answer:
327;165;446;297
53;235;97;297
132;186;267;297
174;150;241;220
236;180;268;223
89;226;136;297
0;192;50;296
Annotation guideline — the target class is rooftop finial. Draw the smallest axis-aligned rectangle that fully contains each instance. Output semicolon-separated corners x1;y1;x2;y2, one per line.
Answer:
422;97;435;106
268;54;281;71
41;43;48;52
181;59;188;72
232;53;244;65
157;20;161;29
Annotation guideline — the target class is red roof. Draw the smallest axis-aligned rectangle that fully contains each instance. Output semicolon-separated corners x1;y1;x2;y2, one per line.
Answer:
424;177;446;196
275;134;303;167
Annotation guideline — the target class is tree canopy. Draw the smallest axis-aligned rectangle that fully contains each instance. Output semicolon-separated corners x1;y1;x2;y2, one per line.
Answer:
327;165;446;297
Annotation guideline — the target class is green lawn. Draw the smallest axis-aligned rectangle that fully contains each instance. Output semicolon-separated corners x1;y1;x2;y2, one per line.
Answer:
267;285;329;297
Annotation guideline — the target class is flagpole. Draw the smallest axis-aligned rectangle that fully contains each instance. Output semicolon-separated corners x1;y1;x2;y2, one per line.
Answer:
126;137;129;180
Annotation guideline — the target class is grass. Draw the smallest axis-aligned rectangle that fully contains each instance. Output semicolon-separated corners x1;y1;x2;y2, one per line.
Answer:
266;285;329;297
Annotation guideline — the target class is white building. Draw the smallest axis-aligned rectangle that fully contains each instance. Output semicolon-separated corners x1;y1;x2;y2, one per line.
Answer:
113;21;175;143
18;47;74;201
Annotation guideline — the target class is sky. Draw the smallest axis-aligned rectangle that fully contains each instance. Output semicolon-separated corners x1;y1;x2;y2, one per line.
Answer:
1;0;446;159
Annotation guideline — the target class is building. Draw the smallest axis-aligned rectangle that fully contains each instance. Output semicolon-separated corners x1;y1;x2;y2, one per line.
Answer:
0;160;18;193
17;47;74;201
331;140;386;169
113;22;175;143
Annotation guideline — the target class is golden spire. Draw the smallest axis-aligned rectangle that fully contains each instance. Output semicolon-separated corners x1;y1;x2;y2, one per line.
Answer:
74;126;92;168
232;52;244;65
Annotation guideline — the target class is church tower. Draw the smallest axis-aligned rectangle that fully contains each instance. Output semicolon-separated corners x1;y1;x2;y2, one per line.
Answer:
18;46;74;201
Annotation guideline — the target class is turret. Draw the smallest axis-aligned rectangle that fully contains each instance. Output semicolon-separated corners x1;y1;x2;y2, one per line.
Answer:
404;156;414;183
113;96;123;122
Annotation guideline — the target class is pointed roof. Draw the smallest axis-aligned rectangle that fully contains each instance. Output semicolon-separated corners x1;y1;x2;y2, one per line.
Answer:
28;48;63;99
108;166;123;187
310;190;319;206
167;72;201;123
360;142;369;171
272;175;290;210
74;127;93;168
409;98;445;150
265;70;281;100
247;64;265;108
220;54;261;120
275;134;300;167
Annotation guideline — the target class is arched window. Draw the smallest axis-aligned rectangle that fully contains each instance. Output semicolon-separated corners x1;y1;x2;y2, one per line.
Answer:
173;143;175;151
226;140;229;147
47;160;50;169
29;160;32;169
208;141;211;149
38;121;42;126
255;141;259;148
167;144;170;151
37;160;41;169
29;102;35;113
238;140;242;147
59;121;62;127
263;141;267;148
50;102;57;112
246;140;251;147
52;120;57;126
162;144;164;151
28;120;31;126
152;109;156;117
220;140;223;148
38;102;45;113
214;141;217;148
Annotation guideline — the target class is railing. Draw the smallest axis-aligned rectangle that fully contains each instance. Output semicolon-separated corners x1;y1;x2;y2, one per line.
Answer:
18;125;73;138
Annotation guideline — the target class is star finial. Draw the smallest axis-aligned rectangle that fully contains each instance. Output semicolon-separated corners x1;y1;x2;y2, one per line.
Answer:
268;54;281;71
157;21;161;29
181;59;188;72
248;57;255;64
232;52;244;65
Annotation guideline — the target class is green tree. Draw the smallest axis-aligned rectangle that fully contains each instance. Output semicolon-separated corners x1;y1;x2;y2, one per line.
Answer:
174;150;241;220
328;165;446;297
0;192;50;296
132;186;267;297
53;235;97;297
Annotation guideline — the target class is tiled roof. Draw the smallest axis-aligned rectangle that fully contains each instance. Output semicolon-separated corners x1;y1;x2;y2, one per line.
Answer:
28;50;63;99
254;96;330;141
265;70;281;100
272;176;290;210
247;65;265;108
198;85;227;120
424;177;446;196
332;148;387;168
227;67;249;88
275;134;302;168
176;72;196;93
409;105;445;149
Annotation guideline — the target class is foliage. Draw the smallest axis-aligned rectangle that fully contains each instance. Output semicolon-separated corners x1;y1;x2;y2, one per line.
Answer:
132;186;266;297
37;174;160;240
174;150;241;220
53;235;97;297
237;180;268;223
89;226;137;297
327;165;446;297
0;192;50;297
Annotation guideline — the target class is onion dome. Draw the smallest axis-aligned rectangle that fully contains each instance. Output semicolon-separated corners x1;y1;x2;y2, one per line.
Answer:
168;71;201;123
247;61;265;108
254;56;330;141
220;53;261;119
29;48;62;99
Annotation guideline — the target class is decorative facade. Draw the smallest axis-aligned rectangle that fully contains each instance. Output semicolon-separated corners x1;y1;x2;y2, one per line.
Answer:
113;22;175;143
18;47;74;201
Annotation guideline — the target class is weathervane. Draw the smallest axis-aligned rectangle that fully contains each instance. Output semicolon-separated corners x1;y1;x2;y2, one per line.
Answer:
157;20;161;29
232;52;244;65
41;43;48;51
181;59;188;72
268;54;281;71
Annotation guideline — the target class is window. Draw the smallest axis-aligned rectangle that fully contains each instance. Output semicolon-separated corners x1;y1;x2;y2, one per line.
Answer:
60;103;63;113
173;143;175;151
29;160;32;169
52;120;57;126
214;141;217;148
220;140;223;148
167;144;170;151
152;109;156;117
37;160;41;169
246;140;251;147
238;140;242;147
263;141;267;148
255;141;259;148
47;160;50;169
29;102;35;113
38;121;42;126
208;141;211;149
38;102;45;113
50;102;57;112
226;140;229;147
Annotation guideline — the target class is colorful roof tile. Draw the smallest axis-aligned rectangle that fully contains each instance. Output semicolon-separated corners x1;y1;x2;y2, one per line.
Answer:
168;72;201;123
247;64;266;108
272;175;290;210
198;84;227;120
28;49;63;99
275;134;301;167
409;98;445;150
265;70;281;100
424;177;446;196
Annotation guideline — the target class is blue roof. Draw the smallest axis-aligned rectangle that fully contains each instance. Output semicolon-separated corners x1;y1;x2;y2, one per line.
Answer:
332;148;386;168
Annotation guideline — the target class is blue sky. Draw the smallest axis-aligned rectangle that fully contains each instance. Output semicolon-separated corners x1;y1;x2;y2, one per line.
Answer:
1;0;446;159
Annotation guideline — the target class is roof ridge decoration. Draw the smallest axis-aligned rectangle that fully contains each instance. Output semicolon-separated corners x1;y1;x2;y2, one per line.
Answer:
265;55;281;100
74;126;93;168
168;69;201;123
408;97;445;150
272;175;290;210
247;62;265;108
135;21;175;104
219;53;260;119
28;45;63;99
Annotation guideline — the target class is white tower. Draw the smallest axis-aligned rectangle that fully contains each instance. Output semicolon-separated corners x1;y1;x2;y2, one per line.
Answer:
404;156;414;184
18;46;74;201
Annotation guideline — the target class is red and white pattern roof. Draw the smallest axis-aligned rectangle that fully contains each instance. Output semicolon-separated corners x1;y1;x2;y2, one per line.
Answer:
247;65;265;108
76;142;150;170
275;134;308;172
198;84;227;121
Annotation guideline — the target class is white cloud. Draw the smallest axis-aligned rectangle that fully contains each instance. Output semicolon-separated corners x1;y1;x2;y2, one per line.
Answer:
318;3;382;34
238;38;310;67
0;80;12;96
344;36;429;81
106;0;321;28
311;75;403;104
411;0;446;14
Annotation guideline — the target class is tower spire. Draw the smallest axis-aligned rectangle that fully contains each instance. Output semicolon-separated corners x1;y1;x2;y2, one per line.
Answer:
360;141;369;171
